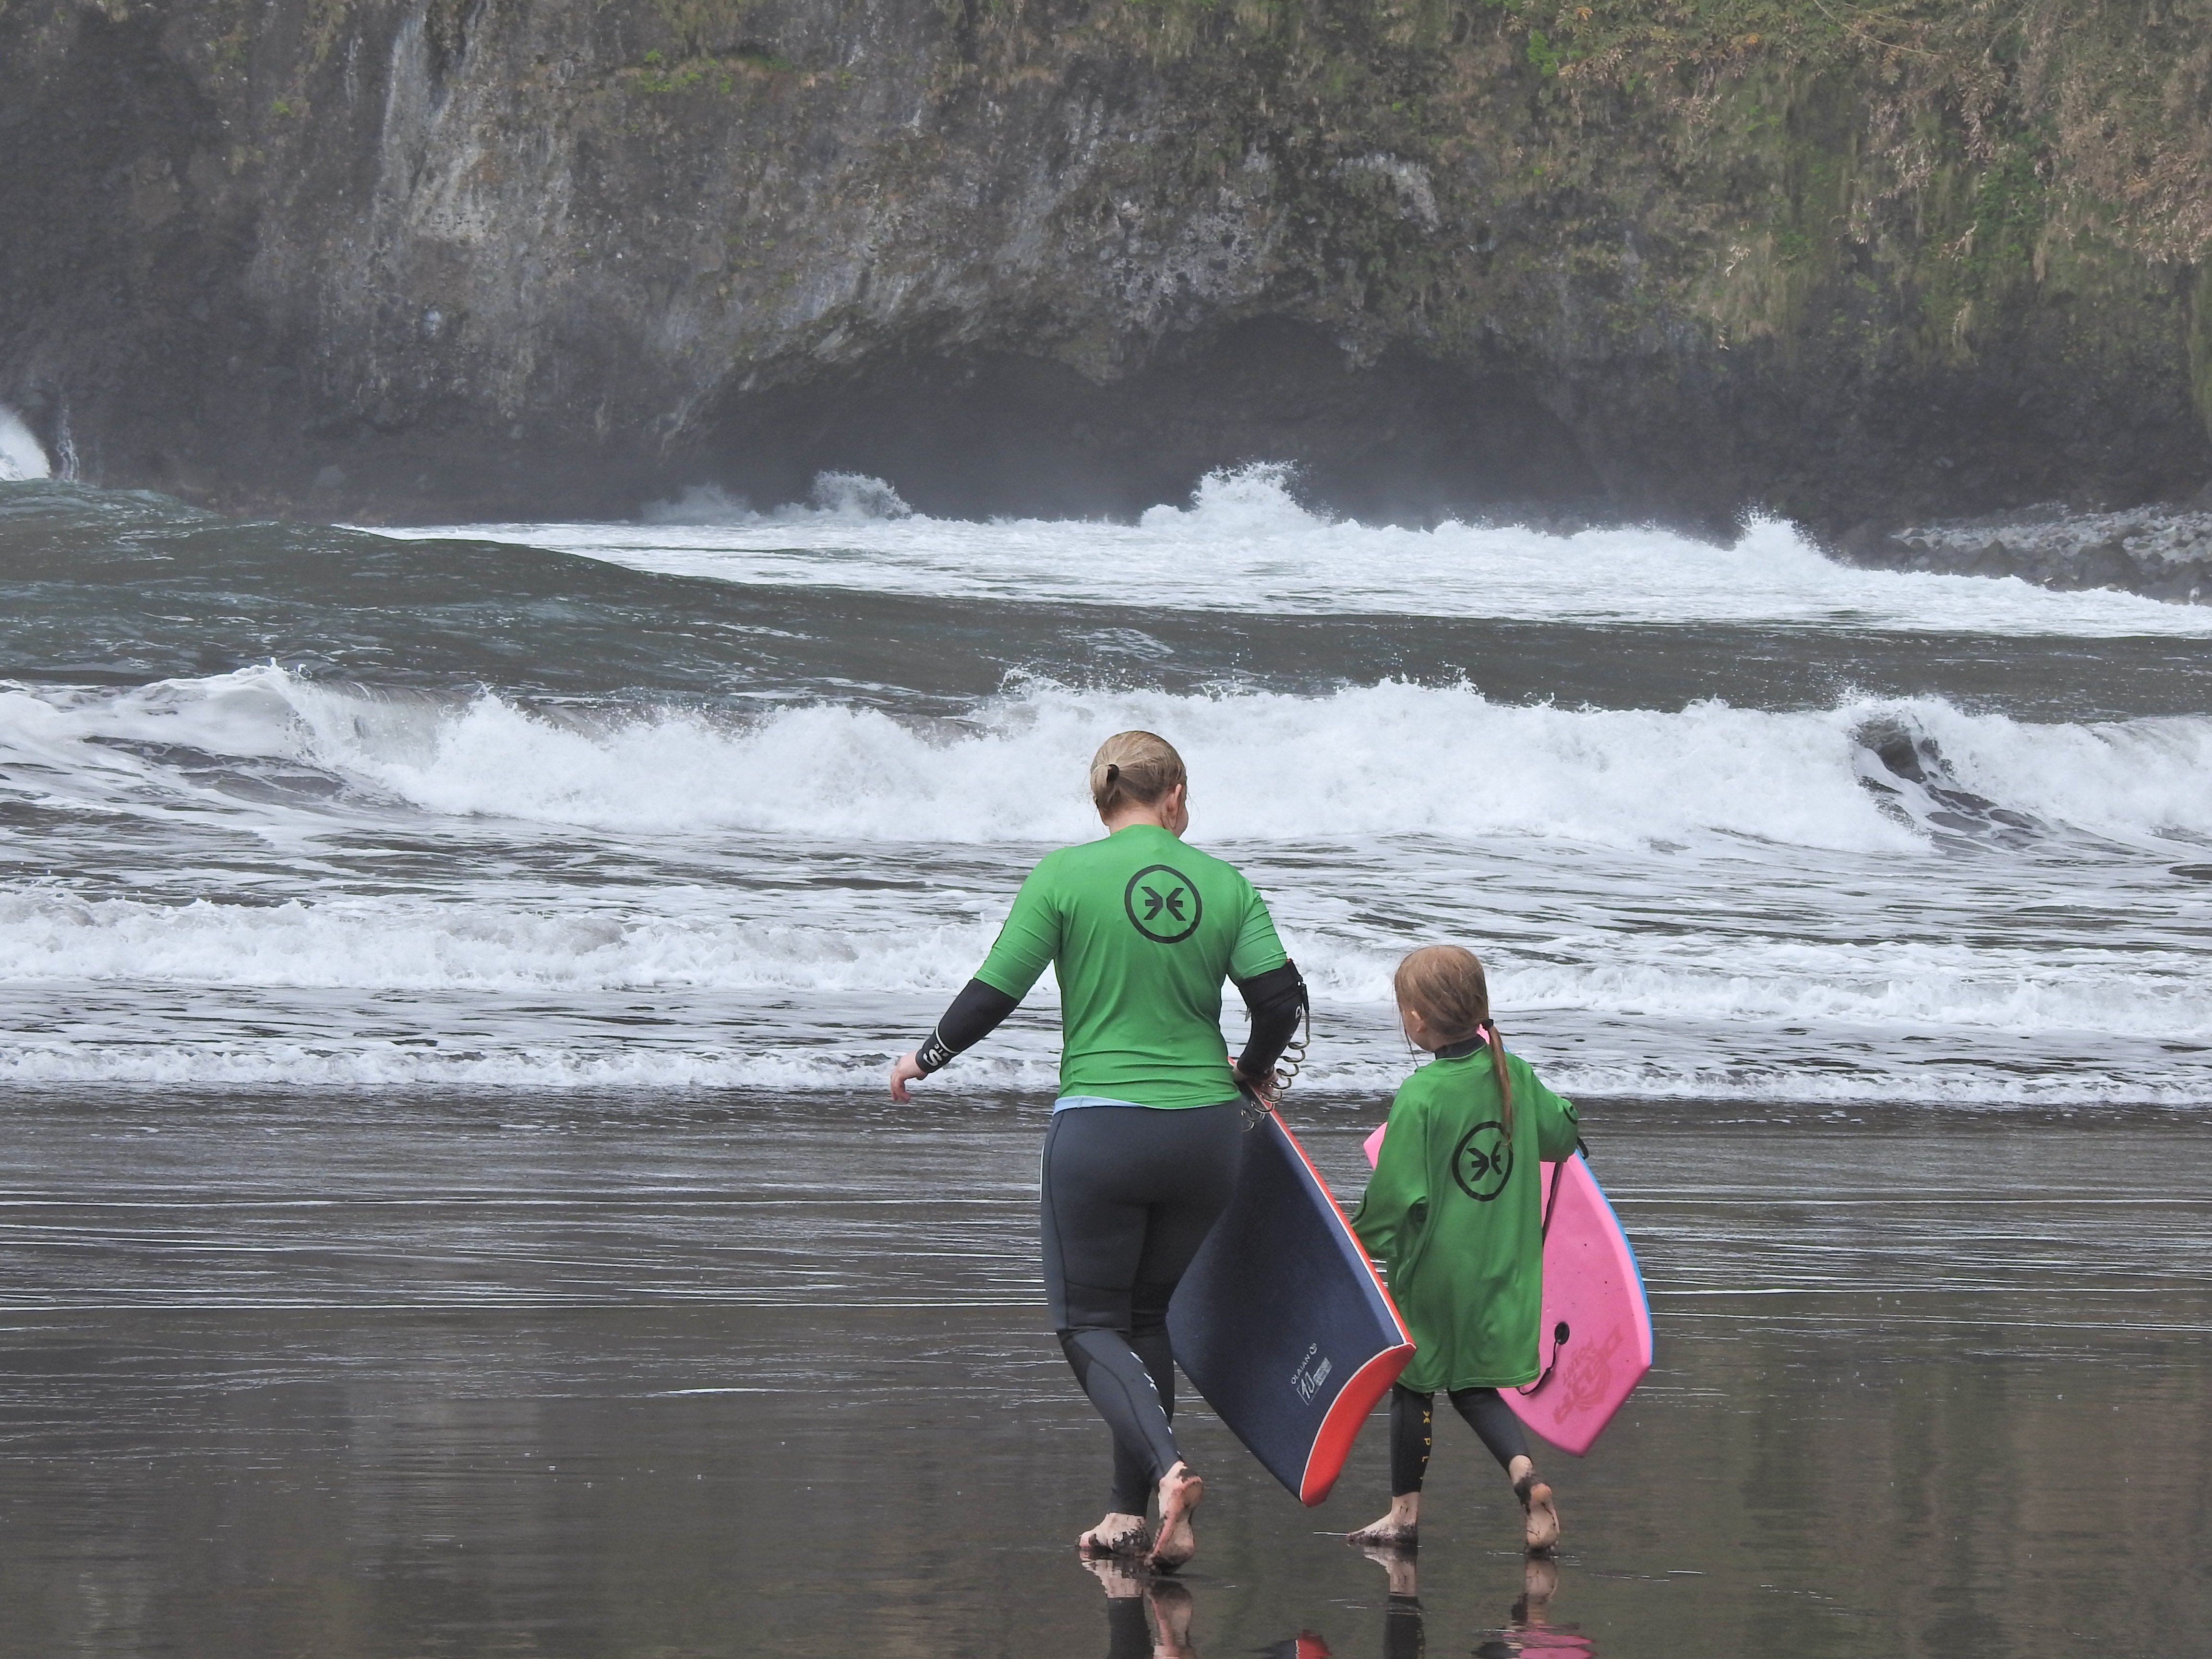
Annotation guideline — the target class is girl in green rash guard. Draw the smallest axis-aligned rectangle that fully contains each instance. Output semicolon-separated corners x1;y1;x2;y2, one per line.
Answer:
888;731;1309;1573
1347;944;1582;1557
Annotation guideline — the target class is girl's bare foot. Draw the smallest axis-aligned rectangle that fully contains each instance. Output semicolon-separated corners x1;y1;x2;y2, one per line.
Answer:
1515;1554;1560;1622
1357;1541;1420;1598
1148;1463;1202;1572
1347;1491;1420;1547
1509;1456;1560;1554
1078;1511;1151;1557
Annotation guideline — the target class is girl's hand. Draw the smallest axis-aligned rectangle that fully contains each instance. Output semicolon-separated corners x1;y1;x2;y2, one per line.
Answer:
889;1052;927;1103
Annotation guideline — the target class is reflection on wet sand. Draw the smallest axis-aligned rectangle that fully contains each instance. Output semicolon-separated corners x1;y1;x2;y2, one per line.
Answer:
1348;1544;1593;1659
1085;1533;1208;1659
0;1092;2203;1657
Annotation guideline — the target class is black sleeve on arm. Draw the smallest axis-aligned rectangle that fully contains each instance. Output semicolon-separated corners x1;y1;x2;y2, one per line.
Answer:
914;977;1022;1073
1232;959;1307;1081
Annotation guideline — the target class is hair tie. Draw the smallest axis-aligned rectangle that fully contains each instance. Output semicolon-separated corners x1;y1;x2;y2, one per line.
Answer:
1106;763;1119;782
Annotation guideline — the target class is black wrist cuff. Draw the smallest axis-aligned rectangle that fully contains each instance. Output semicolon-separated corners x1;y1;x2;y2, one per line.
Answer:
914;1029;957;1073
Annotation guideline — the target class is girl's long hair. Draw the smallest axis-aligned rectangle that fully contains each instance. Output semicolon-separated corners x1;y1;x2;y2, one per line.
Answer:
1393;944;1511;1135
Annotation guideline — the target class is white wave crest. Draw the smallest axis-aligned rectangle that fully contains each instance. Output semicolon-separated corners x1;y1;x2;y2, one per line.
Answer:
0;408;51;481
641;471;913;527
400;464;2212;637
9;667;2212;851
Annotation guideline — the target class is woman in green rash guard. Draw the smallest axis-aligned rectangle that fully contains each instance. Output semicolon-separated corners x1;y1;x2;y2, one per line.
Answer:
888;731;1308;1573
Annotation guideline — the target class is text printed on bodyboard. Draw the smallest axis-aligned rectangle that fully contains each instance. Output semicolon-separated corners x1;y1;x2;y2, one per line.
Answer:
1292;1344;1333;1404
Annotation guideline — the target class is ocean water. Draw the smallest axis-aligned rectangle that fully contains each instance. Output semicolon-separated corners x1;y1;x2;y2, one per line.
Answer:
3;470;2209;1106
2;470;2210;1657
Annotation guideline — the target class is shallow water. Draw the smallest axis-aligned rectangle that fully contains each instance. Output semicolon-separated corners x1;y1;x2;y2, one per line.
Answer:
0;1092;2203;1658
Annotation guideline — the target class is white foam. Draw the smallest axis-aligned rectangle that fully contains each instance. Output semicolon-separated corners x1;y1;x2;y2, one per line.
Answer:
10;667;2212;852
0;408;50;481
0;1027;2197;1106
11;668;2211;1102
3;891;2204;1049
0;1037;914;1091
383;464;2212;637
0;890;998;994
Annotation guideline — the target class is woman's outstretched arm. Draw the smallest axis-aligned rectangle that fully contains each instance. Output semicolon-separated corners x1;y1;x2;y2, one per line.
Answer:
889;978;1024;1100
891;862;1059;1101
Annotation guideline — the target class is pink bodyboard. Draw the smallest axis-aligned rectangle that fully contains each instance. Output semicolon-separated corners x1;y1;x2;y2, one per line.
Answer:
1362;1124;1651;1456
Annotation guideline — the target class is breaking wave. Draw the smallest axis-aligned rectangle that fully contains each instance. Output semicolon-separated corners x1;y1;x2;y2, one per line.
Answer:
412;464;2212;636
9;667;2212;852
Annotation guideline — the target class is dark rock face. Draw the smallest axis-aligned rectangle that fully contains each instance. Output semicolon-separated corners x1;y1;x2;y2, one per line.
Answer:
695;320;1603;523
4;0;2211;529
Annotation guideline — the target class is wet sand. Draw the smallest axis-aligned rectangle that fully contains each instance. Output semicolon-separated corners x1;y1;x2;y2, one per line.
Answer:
0;1091;2203;1657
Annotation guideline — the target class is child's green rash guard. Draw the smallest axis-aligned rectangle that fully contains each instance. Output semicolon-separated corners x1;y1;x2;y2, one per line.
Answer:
1351;1049;1581;1392
973;823;1289;1110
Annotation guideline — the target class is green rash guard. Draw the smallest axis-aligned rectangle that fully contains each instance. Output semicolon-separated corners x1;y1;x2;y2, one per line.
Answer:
973;823;1288;1109
1351;1047;1581;1392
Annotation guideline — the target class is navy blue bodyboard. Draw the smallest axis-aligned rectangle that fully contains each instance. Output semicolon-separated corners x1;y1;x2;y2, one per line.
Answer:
1166;1110;1412;1504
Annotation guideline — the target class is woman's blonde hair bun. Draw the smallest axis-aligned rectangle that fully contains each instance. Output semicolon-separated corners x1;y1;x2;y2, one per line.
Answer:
1090;731;1187;816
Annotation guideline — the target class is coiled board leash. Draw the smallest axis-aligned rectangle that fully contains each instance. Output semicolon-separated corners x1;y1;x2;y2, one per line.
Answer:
1238;990;1311;1129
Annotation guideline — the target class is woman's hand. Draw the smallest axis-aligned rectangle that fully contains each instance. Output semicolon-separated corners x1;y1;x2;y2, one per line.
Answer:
1227;1052;1274;1104
889;1052;928;1103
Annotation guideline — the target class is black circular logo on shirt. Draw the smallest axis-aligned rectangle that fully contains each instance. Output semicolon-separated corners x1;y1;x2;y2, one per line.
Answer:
1451;1120;1514;1202
1123;864;1202;944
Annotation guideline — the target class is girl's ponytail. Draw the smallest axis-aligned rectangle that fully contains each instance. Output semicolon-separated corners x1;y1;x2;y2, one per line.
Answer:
1487;1022;1513;1141
1395;945;1512;1136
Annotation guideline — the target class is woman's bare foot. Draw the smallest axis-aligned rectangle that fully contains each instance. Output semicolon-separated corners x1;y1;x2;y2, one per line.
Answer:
1347;1490;1420;1547
1080;1554;1146;1599
1078;1511;1151;1557
1148;1463;1202;1572
1509;1455;1560;1554
1146;1578;1198;1657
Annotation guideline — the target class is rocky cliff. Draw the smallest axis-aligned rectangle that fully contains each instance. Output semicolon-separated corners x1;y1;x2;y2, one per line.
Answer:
7;0;2212;532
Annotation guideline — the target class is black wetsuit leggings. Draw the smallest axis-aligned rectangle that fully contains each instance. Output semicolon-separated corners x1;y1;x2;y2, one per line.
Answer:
1041;1100;1244;1515
1389;1381;1530;1495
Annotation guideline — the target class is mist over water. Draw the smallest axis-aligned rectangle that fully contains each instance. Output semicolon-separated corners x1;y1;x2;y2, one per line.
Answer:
3;469;2209;1106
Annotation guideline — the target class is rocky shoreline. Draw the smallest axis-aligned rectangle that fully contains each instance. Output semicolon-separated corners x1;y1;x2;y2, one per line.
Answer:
1834;507;2212;606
